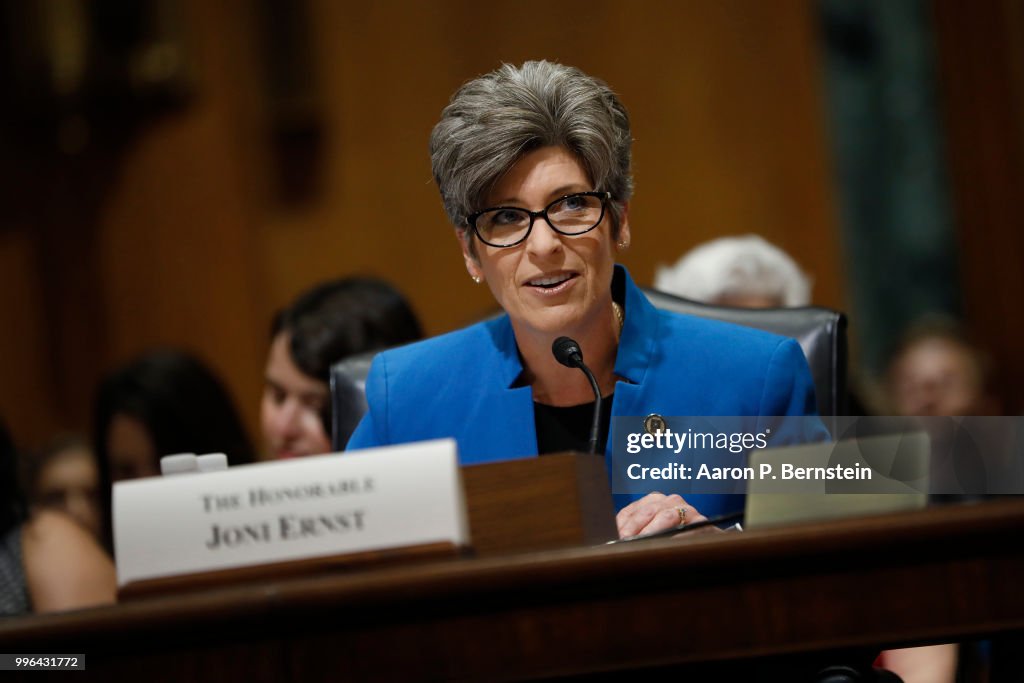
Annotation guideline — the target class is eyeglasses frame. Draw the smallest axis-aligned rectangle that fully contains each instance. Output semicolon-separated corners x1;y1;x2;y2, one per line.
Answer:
466;191;612;248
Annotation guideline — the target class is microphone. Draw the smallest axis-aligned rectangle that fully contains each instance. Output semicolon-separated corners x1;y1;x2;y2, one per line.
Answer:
551;336;603;455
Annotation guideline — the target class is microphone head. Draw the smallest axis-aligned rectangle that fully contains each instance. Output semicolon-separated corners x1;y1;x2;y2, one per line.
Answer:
552;336;583;368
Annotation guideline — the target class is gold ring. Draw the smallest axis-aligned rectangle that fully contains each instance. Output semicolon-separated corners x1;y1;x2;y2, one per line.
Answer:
678;506;687;525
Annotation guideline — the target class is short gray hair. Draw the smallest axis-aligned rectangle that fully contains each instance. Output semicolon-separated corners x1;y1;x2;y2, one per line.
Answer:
430;60;633;238
654;235;813;307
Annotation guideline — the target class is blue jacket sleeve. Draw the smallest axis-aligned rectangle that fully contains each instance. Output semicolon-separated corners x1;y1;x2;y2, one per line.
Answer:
759;338;818;417
344;355;388;451
758;338;829;443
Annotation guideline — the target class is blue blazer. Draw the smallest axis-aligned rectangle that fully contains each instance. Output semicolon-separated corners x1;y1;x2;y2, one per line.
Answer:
347;266;821;516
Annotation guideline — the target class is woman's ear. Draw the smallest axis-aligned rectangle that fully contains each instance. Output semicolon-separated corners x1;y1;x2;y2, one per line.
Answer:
456;228;484;282
615;201;632;251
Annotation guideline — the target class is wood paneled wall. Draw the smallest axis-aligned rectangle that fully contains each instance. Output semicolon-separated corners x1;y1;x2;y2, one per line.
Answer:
933;0;1024;414
0;0;842;452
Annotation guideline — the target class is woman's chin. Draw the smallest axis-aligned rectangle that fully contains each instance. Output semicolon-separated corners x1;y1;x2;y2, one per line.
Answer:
512;306;586;338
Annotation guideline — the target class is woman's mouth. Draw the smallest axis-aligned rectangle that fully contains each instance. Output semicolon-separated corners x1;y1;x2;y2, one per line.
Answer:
525;272;578;293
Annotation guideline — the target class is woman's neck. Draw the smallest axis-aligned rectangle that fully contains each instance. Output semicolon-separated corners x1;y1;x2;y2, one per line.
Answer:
514;300;622;407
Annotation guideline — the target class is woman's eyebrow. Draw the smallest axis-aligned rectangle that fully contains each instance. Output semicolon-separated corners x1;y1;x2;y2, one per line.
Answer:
548;184;588;197
489;184;589;207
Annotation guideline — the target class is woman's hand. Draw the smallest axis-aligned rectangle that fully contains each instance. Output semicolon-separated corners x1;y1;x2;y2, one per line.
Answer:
616;492;707;539
22;509;117;613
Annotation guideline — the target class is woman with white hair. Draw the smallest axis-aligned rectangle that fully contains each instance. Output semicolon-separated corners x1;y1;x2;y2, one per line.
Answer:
655;234;812;307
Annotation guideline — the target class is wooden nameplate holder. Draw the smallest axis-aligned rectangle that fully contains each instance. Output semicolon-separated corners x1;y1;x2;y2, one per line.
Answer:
462;451;617;556
119;452;616;600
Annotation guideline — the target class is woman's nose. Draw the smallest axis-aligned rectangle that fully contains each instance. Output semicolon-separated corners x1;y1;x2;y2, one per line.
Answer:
524;217;563;255
274;400;305;436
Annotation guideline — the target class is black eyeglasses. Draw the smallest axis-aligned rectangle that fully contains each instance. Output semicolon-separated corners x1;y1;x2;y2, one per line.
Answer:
466;191;611;248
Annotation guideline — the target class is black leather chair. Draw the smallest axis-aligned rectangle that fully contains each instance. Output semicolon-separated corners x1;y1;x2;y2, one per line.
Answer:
639;288;848;419
330;288;848;451
330;352;377;451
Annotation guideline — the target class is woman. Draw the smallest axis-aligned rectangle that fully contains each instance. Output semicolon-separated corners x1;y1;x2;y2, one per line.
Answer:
1;420;115;615
94;349;255;548
346;61;820;538
654;234;813;308
23;435;101;539
262;277;422;459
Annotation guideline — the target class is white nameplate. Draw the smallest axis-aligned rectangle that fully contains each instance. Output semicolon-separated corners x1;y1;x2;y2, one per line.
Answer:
113;439;468;587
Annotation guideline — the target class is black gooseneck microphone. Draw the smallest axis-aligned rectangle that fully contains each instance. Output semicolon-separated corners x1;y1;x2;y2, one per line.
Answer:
551;336;602;455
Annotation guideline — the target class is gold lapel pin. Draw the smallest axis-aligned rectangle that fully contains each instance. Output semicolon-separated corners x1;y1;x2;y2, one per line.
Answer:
643;413;667;436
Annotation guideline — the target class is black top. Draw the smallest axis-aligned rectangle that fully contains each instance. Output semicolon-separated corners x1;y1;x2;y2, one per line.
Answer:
0;526;29;616
534;394;613;455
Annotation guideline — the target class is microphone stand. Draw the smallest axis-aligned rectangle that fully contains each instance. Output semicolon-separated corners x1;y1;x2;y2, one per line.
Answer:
551;336;603;455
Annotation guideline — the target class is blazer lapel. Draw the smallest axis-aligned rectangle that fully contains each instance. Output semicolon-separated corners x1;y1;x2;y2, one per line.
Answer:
458;315;537;463
610;265;661;455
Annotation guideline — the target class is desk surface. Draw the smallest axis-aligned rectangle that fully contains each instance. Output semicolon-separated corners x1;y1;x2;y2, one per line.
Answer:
4;499;1024;681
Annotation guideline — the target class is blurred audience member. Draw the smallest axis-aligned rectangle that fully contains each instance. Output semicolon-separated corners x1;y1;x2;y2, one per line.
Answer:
886;317;997;417
878;646;956;683
1;419;115;616
262;277;422;459
655;234;811;307
878;318;991;679
94;350;255;548
22;435;101;539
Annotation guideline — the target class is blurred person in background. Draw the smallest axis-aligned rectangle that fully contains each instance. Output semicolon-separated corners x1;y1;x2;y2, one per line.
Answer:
22;435;101;539
879;325;1000;683
654;234;812;307
886;317;1003;500
262;277;422;459
93;349;255;548
886;317;997;417
1;419;115;616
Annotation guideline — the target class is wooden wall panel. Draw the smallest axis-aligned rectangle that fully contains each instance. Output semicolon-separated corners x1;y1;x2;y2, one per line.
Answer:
933;0;1024;414
0;230;58;443
0;0;843;452
253;0;844;339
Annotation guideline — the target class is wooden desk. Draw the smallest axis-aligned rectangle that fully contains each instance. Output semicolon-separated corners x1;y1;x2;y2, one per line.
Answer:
4;500;1024;681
